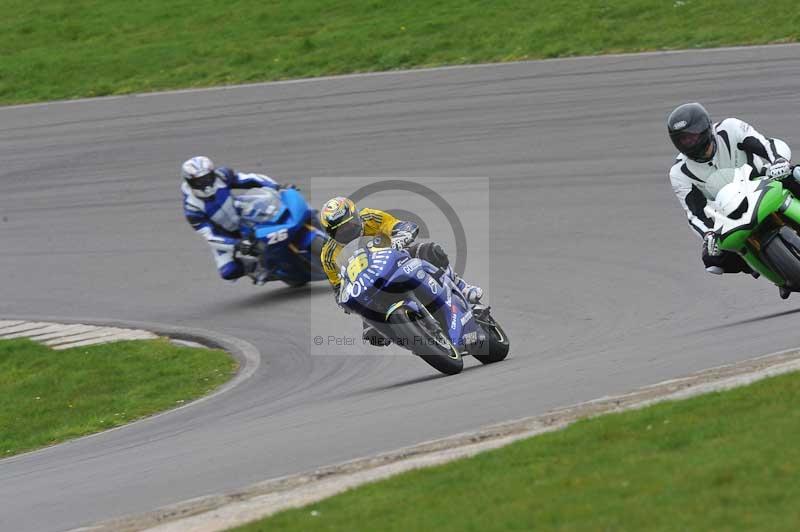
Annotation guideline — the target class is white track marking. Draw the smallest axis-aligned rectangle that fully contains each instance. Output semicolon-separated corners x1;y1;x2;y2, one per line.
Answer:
0;322;52;336
2;321;157;349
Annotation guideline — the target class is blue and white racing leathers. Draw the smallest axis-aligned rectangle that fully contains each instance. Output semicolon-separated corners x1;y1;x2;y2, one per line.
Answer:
182;167;279;280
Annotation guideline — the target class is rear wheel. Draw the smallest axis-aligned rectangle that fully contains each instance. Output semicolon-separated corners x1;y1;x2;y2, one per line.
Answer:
472;307;510;365
309;233;326;260
389;308;463;375
283;234;328;287
763;227;800;287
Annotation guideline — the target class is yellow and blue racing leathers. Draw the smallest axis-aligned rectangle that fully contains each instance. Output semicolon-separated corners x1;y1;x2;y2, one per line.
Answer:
321;208;401;291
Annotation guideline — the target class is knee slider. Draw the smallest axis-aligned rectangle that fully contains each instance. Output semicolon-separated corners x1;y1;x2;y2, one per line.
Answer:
220;261;244;280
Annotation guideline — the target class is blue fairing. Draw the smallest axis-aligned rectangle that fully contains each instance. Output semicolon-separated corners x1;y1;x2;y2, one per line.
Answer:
241;189;327;283
340;246;479;349
339;248;418;316
406;264;477;348
252;189;303;239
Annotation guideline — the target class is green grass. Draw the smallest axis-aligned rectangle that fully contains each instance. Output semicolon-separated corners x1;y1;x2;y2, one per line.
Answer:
0;338;235;457
2;0;798;105
234;371;800;531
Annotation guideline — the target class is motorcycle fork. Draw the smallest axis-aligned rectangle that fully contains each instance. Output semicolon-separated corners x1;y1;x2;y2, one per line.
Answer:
742;245;785;285
779;195;800;226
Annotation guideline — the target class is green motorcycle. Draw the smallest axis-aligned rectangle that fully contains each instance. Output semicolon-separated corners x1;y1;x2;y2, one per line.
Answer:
705;164;800;293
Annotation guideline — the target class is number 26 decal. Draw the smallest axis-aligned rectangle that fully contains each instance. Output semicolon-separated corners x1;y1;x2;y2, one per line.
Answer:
267;228;289;245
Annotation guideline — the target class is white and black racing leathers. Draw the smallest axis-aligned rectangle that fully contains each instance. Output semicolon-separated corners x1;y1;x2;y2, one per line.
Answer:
669;117;792;239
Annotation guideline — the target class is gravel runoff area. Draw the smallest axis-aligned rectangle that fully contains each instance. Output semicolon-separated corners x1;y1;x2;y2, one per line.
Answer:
74;347;800;532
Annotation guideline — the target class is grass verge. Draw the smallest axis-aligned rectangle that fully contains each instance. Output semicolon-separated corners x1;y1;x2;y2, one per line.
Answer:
2;0;799;105
234;370;800;531
0;337;235;457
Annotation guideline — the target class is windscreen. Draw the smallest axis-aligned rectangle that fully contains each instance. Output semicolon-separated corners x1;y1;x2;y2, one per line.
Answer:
705;168;737;200
336;236;376;271
236;189;283;225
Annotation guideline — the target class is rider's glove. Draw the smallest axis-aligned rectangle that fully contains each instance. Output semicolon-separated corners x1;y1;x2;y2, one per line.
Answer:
390;222;419;250
704;231;721;257
391;232;415;249
279;183;299;191
766;158;792;180
235;239;258;257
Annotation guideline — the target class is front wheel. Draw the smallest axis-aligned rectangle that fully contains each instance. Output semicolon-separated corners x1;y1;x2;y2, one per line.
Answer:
472;307;510;365
388;308;463;375
762;227;800;287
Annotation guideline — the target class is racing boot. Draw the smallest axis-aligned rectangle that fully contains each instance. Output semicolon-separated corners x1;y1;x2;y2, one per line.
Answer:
779;285;791;300
251;270;270;286
460;283;484;304
243;260;270;286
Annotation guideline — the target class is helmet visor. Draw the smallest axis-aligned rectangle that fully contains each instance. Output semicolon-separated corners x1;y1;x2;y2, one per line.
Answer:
675;131;703;150
187;172;216;191
671;128;713;161
331;216;363;244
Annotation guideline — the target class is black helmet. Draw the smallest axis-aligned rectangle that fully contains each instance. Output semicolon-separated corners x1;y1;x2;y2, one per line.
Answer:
667;103;716;163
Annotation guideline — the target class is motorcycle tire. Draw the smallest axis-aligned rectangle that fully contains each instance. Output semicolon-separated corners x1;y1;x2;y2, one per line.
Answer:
389;307;463;375
763;227;800;287
472;309;510;365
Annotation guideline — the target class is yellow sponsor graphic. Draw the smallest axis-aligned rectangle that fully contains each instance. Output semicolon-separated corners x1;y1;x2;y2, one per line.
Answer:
346;253;369;282
384;301;406;321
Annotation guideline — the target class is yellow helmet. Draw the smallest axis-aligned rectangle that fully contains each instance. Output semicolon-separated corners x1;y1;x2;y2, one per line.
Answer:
320;197;364;244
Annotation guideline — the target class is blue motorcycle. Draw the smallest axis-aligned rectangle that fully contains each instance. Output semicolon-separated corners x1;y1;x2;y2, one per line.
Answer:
235;188;329;287
336;236;510;375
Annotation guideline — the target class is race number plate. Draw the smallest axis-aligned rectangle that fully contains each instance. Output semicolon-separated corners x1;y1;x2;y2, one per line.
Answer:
346;253;369;283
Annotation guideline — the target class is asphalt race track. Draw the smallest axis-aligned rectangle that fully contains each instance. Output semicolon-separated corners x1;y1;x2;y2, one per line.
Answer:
2;44;800;531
